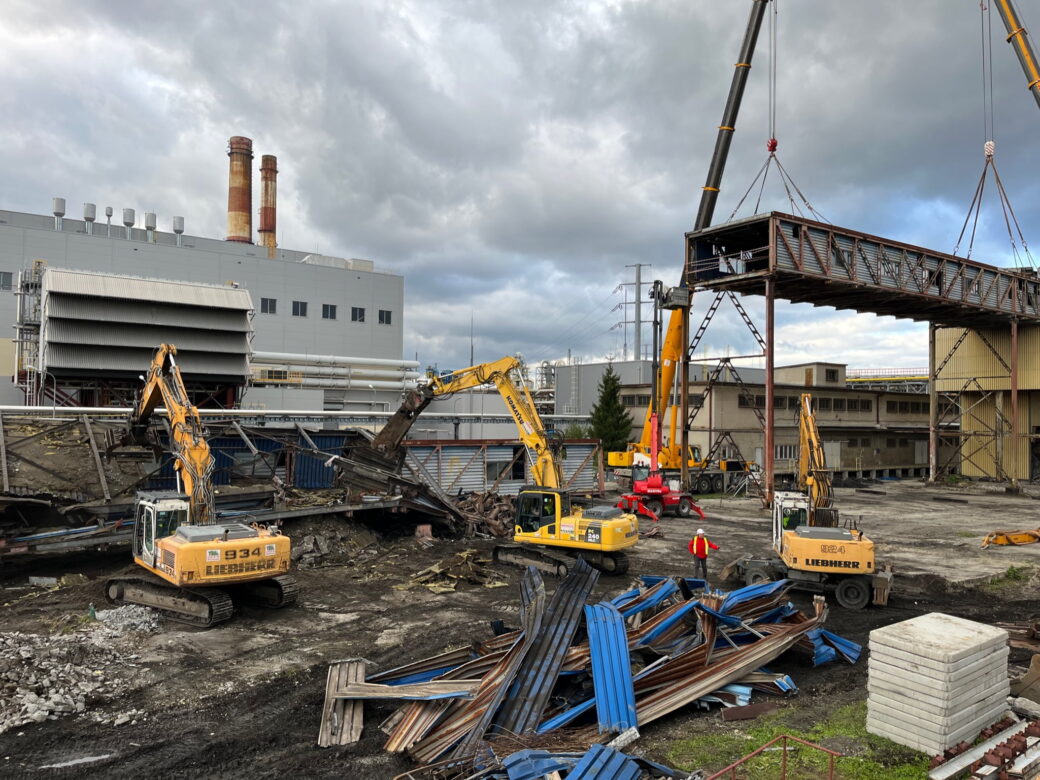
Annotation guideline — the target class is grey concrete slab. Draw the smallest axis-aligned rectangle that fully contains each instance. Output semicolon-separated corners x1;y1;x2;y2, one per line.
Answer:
866;703;1007;755
870;613;1007;664
867;670;1009;711
867;696;1006;738
868;655;1008;696
868;685;1009;722
868;640;1008;675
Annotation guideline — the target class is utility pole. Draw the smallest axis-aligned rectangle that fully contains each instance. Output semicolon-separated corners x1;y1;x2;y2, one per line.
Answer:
624;263;651;360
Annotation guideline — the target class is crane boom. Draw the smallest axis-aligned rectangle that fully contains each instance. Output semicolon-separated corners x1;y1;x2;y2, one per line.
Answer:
130;344;215;524
994;0;1040;112
613;0;772;471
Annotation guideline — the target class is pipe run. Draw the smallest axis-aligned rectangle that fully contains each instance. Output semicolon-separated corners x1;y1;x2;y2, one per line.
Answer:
258;364;421;381
251;351;420;370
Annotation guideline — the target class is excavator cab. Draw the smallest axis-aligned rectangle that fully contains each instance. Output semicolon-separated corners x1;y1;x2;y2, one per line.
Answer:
133;491;190;568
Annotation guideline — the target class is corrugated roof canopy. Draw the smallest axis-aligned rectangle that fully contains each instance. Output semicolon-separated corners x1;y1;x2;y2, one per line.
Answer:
44;268;254;310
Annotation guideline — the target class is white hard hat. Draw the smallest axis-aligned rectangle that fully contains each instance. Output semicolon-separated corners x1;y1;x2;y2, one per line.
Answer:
697;528;705;535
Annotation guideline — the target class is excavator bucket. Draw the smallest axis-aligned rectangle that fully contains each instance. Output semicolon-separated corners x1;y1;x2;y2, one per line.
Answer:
981;529;1040;548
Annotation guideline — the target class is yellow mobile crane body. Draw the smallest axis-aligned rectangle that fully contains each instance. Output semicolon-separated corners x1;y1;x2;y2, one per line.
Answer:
105;344;296;626
375;356;639;575
725;394;892;609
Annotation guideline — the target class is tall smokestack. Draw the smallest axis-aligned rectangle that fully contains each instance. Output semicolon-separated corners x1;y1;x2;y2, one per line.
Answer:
259;154;278;257
226;136;253;243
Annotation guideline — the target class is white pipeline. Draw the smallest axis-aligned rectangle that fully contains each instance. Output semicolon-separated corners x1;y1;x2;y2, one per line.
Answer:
251;351;420;370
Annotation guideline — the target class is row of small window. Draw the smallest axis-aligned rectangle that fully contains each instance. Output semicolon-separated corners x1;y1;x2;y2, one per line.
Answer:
738;395;874;412
775;438;916;459
259;297;391;324
887;400;926;414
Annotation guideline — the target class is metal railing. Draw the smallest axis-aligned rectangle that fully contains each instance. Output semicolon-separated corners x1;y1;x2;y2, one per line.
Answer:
706;733;842;780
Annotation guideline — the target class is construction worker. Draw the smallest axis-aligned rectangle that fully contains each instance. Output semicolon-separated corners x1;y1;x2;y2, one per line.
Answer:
688;528;719;581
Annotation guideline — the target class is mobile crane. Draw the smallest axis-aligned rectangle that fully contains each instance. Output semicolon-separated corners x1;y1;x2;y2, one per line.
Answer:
607;0;770;492
373;356;639;575
723;394;892;609
105;344;297;626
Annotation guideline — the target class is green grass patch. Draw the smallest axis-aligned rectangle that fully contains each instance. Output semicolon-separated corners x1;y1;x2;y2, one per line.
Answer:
985;565;1032;590
665;701;931;779
955;531;977;538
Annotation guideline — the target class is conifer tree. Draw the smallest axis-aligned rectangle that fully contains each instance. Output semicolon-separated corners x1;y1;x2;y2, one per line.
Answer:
589;364;632;454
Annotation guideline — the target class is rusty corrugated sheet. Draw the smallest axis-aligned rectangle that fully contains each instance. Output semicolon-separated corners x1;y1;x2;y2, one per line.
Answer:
490;557;599;737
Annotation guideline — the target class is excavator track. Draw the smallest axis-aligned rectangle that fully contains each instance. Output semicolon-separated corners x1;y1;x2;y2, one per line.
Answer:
491;546;631;577
492;545;572;577
231;574;299;609
105;574;234;628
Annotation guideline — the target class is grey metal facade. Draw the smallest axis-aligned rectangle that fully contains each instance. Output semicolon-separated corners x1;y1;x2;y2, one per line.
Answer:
0;208;404;404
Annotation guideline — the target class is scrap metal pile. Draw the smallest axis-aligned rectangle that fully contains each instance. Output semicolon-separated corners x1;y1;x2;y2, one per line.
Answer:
318;561;860;778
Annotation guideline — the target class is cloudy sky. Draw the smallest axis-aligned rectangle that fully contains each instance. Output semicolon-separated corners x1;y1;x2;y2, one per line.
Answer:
2;0;1040;372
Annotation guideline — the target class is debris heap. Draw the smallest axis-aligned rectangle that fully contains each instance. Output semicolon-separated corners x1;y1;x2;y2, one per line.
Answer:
0;625;144;734
318;564;859;777
454;492;515;537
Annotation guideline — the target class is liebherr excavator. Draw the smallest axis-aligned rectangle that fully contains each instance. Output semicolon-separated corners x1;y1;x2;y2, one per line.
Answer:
105;344;297;626
373;356;639;575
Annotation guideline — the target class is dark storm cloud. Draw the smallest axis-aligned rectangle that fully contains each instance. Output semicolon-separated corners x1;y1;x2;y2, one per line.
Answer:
2;0;1039;370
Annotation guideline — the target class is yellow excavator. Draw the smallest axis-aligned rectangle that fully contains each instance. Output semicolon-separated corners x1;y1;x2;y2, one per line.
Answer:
373;356;639;575
105;344;297;626
724;394;892;609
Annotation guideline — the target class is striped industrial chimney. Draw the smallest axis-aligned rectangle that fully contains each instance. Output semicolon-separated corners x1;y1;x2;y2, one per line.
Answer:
226;136;253;243
258;154;278;257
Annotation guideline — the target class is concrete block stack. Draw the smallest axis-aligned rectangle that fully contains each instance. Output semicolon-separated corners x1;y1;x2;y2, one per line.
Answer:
867;612;1009;754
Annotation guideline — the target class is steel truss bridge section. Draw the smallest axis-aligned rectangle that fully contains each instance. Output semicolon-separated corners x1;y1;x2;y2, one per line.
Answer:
686;212;1040;327
682;212;1040;498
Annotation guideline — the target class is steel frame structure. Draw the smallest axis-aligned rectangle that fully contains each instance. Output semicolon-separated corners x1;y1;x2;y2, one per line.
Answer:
683;212;1040;499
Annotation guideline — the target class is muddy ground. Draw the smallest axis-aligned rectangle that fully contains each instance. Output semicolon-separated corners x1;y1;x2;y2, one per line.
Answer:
0;479;1037;778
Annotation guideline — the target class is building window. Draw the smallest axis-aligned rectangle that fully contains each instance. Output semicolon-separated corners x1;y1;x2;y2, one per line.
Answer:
847;439;857;448
322;304;337;320
847;398;859;412
887;401;898;414
817;397;831;411
292;300;307;317
825;368;839;382
860;437;871;447
351;306;365;323
886;438;897;448
775;444;797;460
260;297;277;314
861;399;872;412
899;401;910;414
898;438;909;448
0;272;12;291
774;396;787;409
379;309;392;325
833;398;846;412
738;394;766;409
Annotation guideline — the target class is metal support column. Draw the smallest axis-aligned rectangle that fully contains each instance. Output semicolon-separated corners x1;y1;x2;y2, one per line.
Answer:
764;277;775;505
1011;319;1019;488
928;323;938;483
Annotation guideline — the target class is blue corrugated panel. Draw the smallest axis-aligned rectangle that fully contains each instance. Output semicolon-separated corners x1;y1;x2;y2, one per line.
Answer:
293;434;346;488
585;603;637;733
566;744;641;780
719;578;790;614
611;578;679;618
502;750;582;780
816;628;862;664
635;600;701;646
640;574;705;592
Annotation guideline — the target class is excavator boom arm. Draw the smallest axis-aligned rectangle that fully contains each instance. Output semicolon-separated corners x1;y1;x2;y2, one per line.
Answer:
797;393;832;513
131;344;215;524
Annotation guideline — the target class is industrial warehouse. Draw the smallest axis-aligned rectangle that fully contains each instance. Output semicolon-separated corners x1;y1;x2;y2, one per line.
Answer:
2;3;1040;780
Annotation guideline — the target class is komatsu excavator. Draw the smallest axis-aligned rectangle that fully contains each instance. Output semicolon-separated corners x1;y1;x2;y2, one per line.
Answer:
105;344;297;626
724;394;892;609
373;356;639;575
